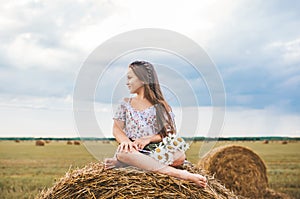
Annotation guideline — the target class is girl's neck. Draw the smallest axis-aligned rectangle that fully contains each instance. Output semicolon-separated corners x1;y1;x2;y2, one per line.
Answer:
135;87;146;100
135;94;147;101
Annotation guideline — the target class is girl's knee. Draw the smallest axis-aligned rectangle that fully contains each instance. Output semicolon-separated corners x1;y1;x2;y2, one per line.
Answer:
115;151;127;162
115;150;138;162
172;151;186;167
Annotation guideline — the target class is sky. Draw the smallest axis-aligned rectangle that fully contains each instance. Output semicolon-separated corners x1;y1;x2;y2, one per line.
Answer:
0;0;300;138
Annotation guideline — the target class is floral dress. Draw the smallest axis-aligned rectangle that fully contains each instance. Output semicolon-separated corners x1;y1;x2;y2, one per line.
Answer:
113;98;188;165
113;98;175;140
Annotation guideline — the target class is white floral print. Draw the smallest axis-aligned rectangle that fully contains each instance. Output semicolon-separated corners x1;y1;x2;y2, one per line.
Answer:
113;98;160;139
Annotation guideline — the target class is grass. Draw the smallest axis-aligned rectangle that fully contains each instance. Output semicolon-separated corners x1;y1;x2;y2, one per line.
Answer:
0;141;96;199
0;140;299;198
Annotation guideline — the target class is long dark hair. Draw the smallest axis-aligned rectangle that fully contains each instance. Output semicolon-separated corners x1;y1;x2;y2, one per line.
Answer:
129;60;176;137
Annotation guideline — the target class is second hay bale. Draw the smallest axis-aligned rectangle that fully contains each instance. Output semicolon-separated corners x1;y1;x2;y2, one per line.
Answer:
73;141;81;145
198;145;268;198
35;140;45;146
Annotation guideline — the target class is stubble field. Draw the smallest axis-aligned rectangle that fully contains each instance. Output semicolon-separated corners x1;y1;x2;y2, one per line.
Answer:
0;140;299;199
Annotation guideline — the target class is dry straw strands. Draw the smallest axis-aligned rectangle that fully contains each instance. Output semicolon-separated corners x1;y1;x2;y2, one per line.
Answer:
38;162;240;199
198;145;289;199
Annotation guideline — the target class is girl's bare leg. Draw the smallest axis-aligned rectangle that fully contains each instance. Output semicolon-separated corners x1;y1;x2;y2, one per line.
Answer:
104;152;128;169
104;157;127;169
105;150;185;169
116;150;207;187
104;150;185;169
171;151;186;167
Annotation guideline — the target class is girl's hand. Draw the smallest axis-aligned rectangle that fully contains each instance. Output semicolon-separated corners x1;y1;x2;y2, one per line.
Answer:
117;141;138;153
133;137;151;150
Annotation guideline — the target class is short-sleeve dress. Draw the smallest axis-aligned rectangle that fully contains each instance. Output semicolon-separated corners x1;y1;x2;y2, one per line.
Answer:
113;97;175;142
113;98;189;165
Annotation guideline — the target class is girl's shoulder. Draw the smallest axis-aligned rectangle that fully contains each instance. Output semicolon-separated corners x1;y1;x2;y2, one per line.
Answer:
123;97;131;103
118;97;131;107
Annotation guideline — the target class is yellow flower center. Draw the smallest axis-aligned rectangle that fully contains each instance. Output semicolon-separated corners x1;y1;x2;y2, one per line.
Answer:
158;155;163;160
173;141;178;146
155;148;161;153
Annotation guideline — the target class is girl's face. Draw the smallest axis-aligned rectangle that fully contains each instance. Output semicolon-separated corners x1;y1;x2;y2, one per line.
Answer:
127;68;144;94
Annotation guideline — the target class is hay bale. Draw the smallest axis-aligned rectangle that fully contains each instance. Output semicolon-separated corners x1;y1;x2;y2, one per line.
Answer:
198;145;268;198
73;141;81;145
67;141;73;145
35;140;45;146
263;140;269;144
282;141;288;144
15;139;21;143
37;162;240;199
45;140;51;144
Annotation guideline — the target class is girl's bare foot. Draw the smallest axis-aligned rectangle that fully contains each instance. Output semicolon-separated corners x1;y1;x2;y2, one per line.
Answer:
181;170;207;188
189;173;207;188
104;158;125;170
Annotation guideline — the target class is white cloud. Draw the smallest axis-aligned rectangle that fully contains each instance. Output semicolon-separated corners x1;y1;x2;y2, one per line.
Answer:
0;106;77;138
0;95;75;137
0;0;119;71
6;32;79;71
266;38;300;66
223;107;300;137
0;95;72;111
1;96;299;137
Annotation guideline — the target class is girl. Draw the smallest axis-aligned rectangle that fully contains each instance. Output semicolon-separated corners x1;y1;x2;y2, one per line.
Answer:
104;61;207;188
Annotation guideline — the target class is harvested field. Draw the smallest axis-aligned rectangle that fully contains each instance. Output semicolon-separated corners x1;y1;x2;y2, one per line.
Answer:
0;141;299;199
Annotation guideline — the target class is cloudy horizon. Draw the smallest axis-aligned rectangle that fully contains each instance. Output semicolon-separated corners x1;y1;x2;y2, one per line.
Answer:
0;0;299;138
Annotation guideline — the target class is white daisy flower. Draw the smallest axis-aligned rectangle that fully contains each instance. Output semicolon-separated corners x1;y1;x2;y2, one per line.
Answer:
178;142;190;152
162;137;169;145
153;145;167;156
164;152;174;165
168;133;177;139
176;137;184;143
151;152;167;164
150;134;189;165
166;144;176;152
169;139;180;150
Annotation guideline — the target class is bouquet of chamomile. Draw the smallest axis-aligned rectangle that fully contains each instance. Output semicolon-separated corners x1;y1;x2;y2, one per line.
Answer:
150;134;190;165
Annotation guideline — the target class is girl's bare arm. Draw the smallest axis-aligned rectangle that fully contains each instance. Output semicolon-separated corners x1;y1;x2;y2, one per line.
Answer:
113;120;138;152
